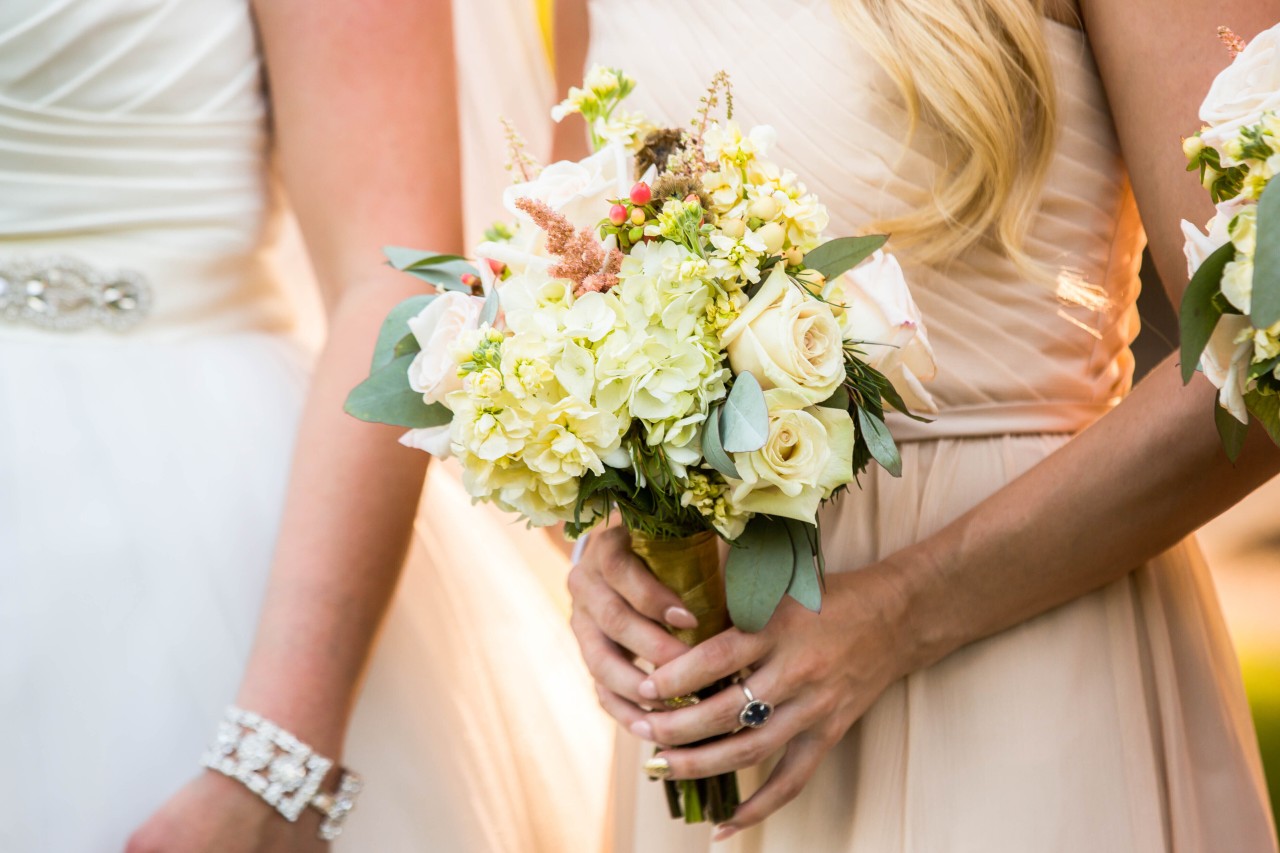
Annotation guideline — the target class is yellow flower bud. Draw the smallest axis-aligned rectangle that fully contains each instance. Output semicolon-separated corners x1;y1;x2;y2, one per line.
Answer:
1182;135;1205;161
719;218;746;239
749;195;780;221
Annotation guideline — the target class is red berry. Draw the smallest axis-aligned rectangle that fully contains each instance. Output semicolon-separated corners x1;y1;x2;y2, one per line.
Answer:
460;273;480;288
487;258;506;276
609;203;628;226
630;182;652;205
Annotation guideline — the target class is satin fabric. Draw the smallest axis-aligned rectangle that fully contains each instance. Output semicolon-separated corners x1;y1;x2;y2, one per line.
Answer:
587;1;1277;850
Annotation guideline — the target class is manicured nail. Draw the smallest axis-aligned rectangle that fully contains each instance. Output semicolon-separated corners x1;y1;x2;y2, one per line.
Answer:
639;679;658;700
630;720;654;741
663;606;698;630
713;824;739;841
642;756;671;780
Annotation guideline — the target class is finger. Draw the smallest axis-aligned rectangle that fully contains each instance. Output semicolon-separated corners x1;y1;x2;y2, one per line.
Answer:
655;693;818;780
712;732;829;839
586;582;689;667
570;611;652;704
640;628;770;703
595;683;649;729
642;665;789;747
595;529;698;630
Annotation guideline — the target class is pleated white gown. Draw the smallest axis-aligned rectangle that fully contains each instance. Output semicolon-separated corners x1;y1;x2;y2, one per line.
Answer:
0;1;609;850
587;1;1278;850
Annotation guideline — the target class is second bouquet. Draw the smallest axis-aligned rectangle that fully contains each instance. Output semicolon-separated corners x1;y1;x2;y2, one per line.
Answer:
346;67;936;823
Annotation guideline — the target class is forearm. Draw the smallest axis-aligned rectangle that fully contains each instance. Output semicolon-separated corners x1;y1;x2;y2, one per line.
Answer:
234;272;432;757
892;355;1280;672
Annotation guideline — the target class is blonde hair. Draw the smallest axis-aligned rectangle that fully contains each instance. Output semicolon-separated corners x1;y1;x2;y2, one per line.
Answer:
830;0;1058;266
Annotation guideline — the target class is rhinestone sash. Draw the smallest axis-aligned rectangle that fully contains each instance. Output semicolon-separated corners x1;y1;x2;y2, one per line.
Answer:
0;255;152;332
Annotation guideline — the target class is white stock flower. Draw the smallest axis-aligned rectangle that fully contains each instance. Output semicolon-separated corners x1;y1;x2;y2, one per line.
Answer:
1222;256;1254;314
1199;314;1254;423
1199;25;1280;160
833;251;939;414
406;292;485;405
728;391;855;523
504;143;633;229
708;229;768;284
721;266;845;406
704;122;777;167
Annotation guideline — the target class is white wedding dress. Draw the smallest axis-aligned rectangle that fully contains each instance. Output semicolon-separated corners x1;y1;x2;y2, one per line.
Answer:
0;1;608;851
587;1;1278;851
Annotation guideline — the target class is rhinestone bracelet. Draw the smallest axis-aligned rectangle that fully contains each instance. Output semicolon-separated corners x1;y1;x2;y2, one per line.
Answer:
200;706;363;841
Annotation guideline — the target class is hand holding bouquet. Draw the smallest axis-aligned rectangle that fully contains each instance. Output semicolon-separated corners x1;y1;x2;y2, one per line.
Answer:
1180;24;1280;457
346;67;936;822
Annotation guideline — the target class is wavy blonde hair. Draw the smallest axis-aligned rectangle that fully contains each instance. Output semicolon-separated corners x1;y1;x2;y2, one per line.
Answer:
830;0;1058;266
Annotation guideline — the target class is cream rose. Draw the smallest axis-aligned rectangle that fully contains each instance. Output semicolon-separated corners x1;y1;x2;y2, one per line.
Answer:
728;391;855;523
834;251;938;414
1199;25;1280;161
503;142;633;229
1200;314;1254;423
722;265;845;405
407;292;485;405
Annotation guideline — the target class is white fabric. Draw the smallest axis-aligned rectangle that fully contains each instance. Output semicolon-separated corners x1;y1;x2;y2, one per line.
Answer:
586;1;1278;851
0;1;609;850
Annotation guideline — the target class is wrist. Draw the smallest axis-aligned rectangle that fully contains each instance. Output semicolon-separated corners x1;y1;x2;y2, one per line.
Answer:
864;539;956;676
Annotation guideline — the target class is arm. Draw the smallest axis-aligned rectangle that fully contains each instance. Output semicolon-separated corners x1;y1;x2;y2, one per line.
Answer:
550;0;592;162
128;1;461;849
566;0;1280;838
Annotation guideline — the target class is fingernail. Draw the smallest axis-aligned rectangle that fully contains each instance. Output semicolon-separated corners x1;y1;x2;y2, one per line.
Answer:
713;824;739;841
629;720;654;741
639;679;658;700
642;756;671;780
663;606;698;630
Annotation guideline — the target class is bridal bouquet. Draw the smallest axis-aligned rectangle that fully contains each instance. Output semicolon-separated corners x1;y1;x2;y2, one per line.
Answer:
1180;24;1280;458
346;67;935;822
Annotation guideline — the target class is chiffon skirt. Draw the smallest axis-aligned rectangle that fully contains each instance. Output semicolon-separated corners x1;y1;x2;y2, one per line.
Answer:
0;330;610;852
609;434;1277;853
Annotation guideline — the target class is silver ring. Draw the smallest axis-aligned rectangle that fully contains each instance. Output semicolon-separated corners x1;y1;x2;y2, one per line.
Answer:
738;684;774;729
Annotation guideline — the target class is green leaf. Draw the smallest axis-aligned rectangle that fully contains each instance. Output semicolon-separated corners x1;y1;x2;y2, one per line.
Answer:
725;517;795;632
393;331;421;359
480;285;501;327
384;247;481;289
344;353;452;428
802;235;888;280
372;294;434;371
702;404;740;480
1249;354;1280;381
783;520;821;612
1252;179;1280;329
721;372;769;453
819;385;850;411
1246;390;1280;446
1179;241;1236;385
384;246;469;269
1215;400;1249;463
870;365;933;423
856;407;902;477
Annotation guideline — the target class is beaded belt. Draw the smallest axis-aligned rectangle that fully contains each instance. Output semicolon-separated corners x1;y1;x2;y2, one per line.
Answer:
0;254;152;331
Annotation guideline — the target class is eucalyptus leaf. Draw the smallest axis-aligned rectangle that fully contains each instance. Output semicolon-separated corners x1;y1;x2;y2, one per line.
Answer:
702;404;740;480
372;294;434;371
480;286;501;327
725;517;795;632
401;263;484;289
802;235;888;280
783;519;822;612
721;372;770;453
1179;241;1235;384
856;407;902;477
1246;390;1280;446
393;331;421;359
1251;179;1280;329
384;246;469;269
1215;401;1249;463
345;353;452;428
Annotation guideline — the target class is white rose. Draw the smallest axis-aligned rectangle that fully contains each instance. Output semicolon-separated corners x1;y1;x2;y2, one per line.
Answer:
1199;25;1280;160
407;292;485;405
728;391;855;523
834;251;938;414
503;143;633;229
398;424;453;458
1200;314;1254;423
1221;256;1254;314
722;265;845;406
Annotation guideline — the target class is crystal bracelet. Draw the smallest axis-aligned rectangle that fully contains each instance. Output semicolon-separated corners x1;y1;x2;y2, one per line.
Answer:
200;706;363;841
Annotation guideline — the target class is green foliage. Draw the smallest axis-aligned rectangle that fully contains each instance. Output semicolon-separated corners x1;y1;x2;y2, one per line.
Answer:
1180;242;1237;384
725;517;794;632
720;372;769;453
802;234;888;280
480;285;501;327
701;403;740;480
1251;179;1280;329
1216;402;1249;463
371;294;434;371
344;353;452;429
782;519;822;612
857;407;902;478
1246;390;1280;446
384;246;480;292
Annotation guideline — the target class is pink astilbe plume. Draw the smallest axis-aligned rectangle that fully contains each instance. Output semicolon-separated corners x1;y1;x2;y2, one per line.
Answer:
1218;26;1247;58
514;197;623;296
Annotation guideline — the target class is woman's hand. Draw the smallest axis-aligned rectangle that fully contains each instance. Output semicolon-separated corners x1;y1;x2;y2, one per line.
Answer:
629;564;916;839
566;526;701;725
125;772;327;853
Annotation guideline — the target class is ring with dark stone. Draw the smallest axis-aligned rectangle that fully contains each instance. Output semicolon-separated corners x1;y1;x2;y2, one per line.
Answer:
737;684;774;729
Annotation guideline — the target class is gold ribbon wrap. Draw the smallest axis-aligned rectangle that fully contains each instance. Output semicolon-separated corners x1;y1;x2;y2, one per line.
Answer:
628;530;727;648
